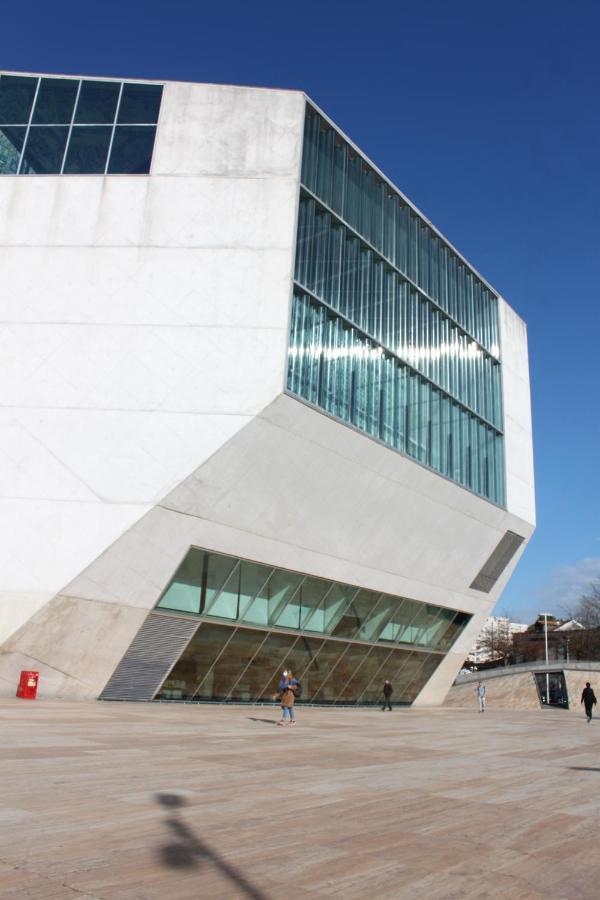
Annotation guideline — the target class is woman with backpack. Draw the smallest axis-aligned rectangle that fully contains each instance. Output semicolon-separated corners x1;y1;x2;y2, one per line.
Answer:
278;670;298;726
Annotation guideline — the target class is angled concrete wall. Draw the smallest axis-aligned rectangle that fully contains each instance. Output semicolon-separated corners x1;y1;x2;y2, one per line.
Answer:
0;394;534;699
0;80;305;647
0;76;535;704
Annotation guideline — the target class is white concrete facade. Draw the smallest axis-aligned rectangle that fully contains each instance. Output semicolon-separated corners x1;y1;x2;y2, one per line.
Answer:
0;74;535;703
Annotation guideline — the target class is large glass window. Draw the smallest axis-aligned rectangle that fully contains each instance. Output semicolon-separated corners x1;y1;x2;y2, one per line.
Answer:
301;106;499;354
0;75;37;124
75;80;120;124
157;623;233;700
153;547;470;705
0;73;162;176
287;290;505;506
294;104;505;507
156;546;470;653
32;78;78;124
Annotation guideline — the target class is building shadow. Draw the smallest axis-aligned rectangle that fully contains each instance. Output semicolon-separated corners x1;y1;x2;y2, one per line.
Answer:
568;767;600;772
155;793;269;899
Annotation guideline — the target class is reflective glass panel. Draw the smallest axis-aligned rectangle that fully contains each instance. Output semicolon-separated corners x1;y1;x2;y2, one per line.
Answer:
391;651;431;702
431;608;458;650
203;557;241;619
20;126;69;174
438;611;470;652
196;628;265;701
379;598;419;644
331;589;380;639
156;622;232;700
63;126;112;174
153;547;470;704
273;575;330;631
32;78;78;124
117;83;162;123
211;559;272;625
409;604;444;648
75;80;120;124
242;568;302;627
157;547;205;614
107;125;156;174
283;636;328;700
335;645;392;704
313;642;366;703
229;631;298;701
0;126;26;174
294;104;507;506
0;75;37;124
358;647;414;704
403;653;443;702
303;583;355;635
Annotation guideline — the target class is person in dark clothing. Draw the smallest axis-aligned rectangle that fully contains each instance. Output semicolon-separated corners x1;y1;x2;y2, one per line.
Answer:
581;682;597;722
382;680;393;711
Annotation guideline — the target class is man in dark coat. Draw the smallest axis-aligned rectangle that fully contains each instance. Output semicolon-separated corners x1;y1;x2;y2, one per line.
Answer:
581;682;597;722
382;680;393;711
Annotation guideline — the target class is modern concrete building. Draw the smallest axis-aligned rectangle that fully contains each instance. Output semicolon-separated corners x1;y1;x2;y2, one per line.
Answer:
0;72;535;705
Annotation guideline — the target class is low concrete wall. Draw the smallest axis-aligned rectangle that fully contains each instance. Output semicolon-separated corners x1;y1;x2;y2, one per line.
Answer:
444;671;540;710
564;671;600;716
445;662;600;713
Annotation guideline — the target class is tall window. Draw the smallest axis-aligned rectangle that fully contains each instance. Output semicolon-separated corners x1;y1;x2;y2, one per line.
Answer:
287;105;505;506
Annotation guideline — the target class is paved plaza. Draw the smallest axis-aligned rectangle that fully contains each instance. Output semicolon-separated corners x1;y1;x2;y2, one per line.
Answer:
1;699;599;899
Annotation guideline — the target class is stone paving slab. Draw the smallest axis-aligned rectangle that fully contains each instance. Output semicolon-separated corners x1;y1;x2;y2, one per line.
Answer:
0;700;599;899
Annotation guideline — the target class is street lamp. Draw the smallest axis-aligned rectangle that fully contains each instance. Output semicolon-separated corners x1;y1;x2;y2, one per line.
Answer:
540;612;552;704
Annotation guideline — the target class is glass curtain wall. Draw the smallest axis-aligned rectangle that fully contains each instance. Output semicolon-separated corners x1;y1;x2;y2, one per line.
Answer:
155;546;471;705
288;291;504;504
288;105;505;506
0;73;162;175
301;108;499;354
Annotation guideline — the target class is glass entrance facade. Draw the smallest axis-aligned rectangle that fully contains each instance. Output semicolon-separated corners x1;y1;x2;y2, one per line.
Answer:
154;547;471;705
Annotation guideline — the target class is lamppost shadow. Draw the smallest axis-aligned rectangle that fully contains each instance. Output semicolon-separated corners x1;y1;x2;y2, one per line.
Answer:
155;793;269;900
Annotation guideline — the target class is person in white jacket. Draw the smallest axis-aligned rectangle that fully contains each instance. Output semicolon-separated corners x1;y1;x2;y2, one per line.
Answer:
475;682;486;713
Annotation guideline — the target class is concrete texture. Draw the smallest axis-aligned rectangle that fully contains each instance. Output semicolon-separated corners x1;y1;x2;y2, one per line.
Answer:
447;664;600;714
565;670;600;715
1;700;599;900
445;671;541;710
0;79;305;647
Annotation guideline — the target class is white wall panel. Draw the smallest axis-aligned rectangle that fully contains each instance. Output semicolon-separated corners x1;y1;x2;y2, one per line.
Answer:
0;82;304;647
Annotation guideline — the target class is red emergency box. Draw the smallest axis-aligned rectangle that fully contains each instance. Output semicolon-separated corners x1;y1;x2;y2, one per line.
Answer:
16;670;39;699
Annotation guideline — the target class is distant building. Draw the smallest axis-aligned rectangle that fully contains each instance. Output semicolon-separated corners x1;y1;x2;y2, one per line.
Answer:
512;616;587;663
468;616;528;665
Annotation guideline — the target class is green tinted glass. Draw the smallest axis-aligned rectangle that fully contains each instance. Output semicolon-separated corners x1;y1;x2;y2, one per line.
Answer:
0;126;26;173
32;78;78;124
0;75;37;124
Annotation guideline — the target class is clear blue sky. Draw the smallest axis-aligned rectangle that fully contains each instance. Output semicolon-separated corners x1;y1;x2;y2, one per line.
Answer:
3;0;599;623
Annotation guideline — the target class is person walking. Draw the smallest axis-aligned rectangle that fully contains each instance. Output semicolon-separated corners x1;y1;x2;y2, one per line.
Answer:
382;680;393;711
581;682;597;722
475;681;486;713
278;670;297;726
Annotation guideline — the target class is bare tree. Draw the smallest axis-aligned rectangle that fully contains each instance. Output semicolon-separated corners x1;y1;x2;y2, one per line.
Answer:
572;581;600;628
474;617;513;665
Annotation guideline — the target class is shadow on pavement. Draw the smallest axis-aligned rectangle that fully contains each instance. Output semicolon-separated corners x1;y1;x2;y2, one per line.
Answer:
247;717;278;726
155;793;269;899
568;767;600;772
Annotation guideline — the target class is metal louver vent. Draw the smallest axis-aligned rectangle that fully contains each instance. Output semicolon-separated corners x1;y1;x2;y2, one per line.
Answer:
469;531;525;593
99;612;198;701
